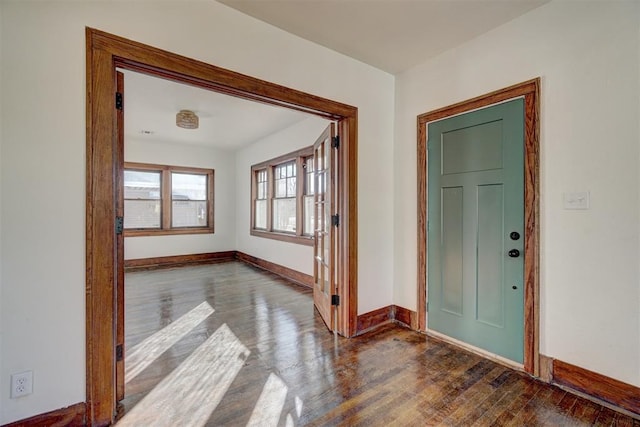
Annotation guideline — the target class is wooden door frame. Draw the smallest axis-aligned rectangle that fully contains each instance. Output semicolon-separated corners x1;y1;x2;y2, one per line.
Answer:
417;79;540;375
86;28;358;426
114;71;125;402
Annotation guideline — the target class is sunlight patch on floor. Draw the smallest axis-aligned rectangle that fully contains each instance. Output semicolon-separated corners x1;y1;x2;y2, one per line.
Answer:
246;373;289;426
295;395;303;417
118;323;248;427
283;395;304;426
125;301;214;383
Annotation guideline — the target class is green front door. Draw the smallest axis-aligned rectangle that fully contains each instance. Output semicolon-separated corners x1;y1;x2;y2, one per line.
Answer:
427;98;524;363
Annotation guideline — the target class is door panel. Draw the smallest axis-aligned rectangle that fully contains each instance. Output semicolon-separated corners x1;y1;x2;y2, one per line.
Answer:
476;184;504;328
313;123;336;330
428;98;524;363
441;186;463;316
442;120;503;174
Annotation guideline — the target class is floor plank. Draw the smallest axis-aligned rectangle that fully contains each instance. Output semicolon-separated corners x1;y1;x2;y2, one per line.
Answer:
116;261;639;426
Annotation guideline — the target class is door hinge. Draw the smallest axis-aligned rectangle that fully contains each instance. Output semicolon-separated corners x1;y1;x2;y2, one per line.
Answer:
426;301;429;312
116;344;123;362
115;92;123;111
115;216;124;235
331;135;340;149
331;295;340;306
331;214;340;227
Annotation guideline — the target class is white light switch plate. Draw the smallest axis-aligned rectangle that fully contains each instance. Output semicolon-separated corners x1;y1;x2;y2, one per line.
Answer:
563;191;590;210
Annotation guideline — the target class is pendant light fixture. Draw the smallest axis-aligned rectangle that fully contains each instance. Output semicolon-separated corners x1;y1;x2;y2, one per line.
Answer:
176;110;199;129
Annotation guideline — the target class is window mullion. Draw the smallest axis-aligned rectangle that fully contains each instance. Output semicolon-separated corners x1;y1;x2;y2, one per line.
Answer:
251;170;257;230
296;156;304;237
162;169;172;230
207;171;214;231
267;166;274;232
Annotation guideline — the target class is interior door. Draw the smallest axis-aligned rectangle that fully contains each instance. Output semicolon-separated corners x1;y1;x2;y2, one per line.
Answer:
427;98;525;363
313;123;336;330
115;71;125;400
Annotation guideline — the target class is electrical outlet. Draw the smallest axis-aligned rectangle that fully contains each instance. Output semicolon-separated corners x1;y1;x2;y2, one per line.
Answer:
10;371;33;398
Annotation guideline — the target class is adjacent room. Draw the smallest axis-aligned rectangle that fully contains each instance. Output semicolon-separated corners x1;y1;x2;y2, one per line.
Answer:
116;69;336;421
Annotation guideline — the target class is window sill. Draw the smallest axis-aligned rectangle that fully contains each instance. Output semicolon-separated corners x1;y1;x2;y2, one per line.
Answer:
250;229;314;246
124;227;214;237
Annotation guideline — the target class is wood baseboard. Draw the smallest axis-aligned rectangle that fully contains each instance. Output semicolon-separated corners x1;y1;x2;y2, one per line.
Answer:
124;251;236;271
2;402;85;427
552;359;640;416
357;305;393;333
235;251;313;288
356;305;417;334
393;305;416;329
124;251;313;289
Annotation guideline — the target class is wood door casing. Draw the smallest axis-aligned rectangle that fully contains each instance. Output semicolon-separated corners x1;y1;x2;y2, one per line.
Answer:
417;79;540;375
86;28;358;425
115;70;125;401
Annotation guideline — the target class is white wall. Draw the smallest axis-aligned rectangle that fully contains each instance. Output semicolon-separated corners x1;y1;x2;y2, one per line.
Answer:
235;117;330;275
394;1;640;387
124;138;236;259
0;1;394;423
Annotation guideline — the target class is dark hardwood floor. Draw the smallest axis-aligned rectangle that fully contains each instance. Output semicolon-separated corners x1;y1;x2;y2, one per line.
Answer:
116;261;639;426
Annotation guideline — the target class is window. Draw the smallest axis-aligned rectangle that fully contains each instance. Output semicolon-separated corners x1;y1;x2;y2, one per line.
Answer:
124;162;214;236
273;161;297;232
123;169;161;229
303;156;315;235
254;169;268;230
251;147;314;246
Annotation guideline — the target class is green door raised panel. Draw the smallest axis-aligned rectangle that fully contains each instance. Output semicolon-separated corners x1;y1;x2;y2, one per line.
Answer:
427;98;524;363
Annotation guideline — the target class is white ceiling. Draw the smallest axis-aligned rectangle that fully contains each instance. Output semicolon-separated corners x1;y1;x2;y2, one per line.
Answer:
218;0;550;74
124;1;550;149
123;69;313;150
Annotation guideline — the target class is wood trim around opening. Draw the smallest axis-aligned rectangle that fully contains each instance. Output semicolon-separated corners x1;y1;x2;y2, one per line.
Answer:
416;78;540;375
86;27;358;426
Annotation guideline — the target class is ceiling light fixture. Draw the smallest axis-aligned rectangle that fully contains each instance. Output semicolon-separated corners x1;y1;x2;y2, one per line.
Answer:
176;110;199;129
